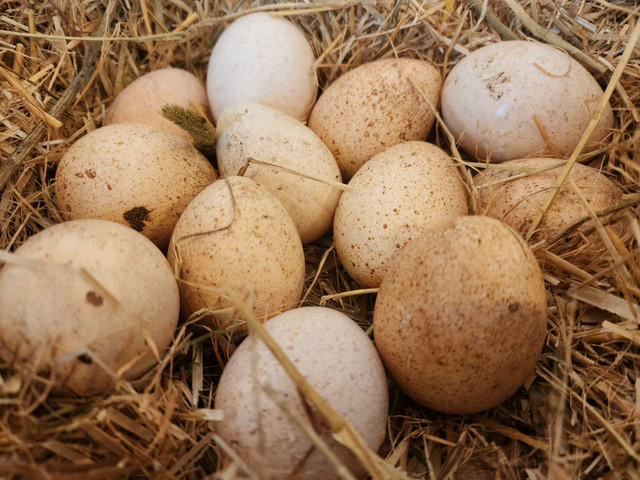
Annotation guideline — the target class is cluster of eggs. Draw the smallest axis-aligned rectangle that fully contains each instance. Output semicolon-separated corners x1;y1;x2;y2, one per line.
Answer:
0;11;623;479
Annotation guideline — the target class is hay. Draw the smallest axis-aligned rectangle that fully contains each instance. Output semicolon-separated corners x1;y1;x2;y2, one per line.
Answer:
1;0;640;478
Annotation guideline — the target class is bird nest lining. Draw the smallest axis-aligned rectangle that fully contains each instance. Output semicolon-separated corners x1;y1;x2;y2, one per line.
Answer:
1;0;640;479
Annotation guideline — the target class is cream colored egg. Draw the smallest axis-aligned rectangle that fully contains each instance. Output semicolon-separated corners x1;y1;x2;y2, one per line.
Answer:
474;157;622;241
335;141;468;287
103;68;209;141
374;216;547;414
474;157;622;263
441;41;614;162
309;58;442;180
167;176;305;321
55;123;217;251
216;103;342;244
215;306;388;479
0;219;179;396
206;13;317;123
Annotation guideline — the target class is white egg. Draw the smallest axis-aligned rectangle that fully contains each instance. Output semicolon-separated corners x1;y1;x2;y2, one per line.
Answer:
206;13;317;123
441;41;613;162
215;307;389;479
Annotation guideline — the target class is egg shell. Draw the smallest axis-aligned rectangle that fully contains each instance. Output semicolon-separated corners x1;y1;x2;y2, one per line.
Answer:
373;216;547;414
206;12;317;123
335;141;468;287
441;41;614;162
0;219;179;396
216;102;342;244
55;123;218;251
473;157;622;244
308;58;442;180
103;68;209;141
167;176;305;321
215;306;389;479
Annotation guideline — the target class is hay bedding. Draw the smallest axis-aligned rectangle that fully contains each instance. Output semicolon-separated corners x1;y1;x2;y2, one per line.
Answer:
0;0;639;478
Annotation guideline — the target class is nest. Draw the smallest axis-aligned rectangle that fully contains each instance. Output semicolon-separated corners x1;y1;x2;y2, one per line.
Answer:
1;0;640;478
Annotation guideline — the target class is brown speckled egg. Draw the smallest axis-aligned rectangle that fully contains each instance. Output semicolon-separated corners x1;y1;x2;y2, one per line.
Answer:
216;102;342;244
374;216;547;414
308;58;442;180
0;219;179;396
55;123;217;251
103;68;209;141
334;141;468;287
167;176;304;321
441;41;614;162
215;307;388;479
473;157;622;242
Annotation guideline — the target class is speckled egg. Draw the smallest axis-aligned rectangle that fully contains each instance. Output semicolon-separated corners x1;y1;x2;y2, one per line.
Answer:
0;219;179;396
103;68;209;141
55;123;217;251
334;141;468;287
308;58;442;180
167;176;305;321
374;216;547;414
441;41;614;162
216;102;342;244
473;157;622;242
215;306;389;479
207;13;317;123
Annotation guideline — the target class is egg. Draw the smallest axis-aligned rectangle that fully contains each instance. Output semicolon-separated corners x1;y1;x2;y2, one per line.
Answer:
103;68;209;141
441;41;614;162
55;123;217;251
206;12;317;123
216;102;342;244
215;306;388;479
167;176;305;321
0;220;179;396
474;158;622;262
373;216;547;414
308;58;442;180
474;157;622;242
334;141;468;287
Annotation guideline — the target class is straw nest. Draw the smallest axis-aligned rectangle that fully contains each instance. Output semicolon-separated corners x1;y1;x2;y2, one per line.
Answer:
1;0;640;478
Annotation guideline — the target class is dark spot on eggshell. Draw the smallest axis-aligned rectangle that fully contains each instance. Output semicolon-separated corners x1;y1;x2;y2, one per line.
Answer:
123;206;151;232
86;291;104;306
78;354;93;364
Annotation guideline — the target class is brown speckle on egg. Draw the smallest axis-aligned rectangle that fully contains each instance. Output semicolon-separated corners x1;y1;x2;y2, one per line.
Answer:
85;291;104;306
123;206;151;233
